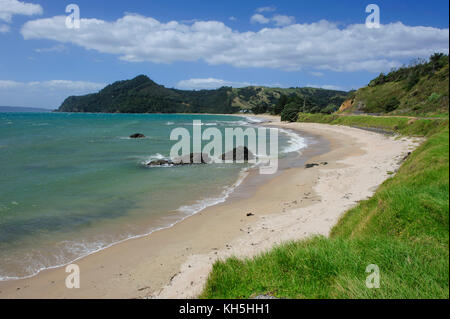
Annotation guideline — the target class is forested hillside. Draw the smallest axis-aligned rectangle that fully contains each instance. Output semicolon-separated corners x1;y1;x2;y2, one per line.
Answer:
58;75;238;114
57;75;348;114
231;86;348;116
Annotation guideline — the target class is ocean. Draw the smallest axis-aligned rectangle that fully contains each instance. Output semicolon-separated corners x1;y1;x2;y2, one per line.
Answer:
0;112;307;280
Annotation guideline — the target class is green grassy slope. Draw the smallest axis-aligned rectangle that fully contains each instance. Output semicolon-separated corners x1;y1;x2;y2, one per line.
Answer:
201;119;449;299
297;113;449;136
340;54;449;117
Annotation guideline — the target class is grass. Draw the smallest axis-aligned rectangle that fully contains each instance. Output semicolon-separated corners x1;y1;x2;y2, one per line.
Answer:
200;117;449;299
344;62;449;116
297;113;449;137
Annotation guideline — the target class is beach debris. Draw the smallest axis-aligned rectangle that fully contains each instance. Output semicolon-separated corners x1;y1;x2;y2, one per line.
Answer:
402;152;412;161
246;213;255;217
169;272;179;282
305;162;328;169
221;146;255;162
130;133;145;138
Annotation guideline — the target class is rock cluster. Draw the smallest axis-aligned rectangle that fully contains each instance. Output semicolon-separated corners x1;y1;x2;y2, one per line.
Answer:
145;147;254;167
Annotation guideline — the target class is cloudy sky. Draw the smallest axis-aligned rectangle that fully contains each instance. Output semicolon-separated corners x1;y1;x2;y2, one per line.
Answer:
0;0;448;108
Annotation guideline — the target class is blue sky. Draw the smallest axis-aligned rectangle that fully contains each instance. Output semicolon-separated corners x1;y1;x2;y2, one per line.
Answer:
0;0;449;108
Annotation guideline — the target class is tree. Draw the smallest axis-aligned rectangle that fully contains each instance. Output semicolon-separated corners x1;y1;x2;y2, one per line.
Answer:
280;102;300;122
321;104;338;114
272;95;288;115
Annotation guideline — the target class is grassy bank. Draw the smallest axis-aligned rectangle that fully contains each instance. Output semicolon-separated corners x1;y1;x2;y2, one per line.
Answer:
201;117;449;299
297;113;449;136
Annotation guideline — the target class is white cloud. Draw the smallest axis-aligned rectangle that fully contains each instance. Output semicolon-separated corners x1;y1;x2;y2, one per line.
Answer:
307;84;347;91
0;80;105;108
250;14;270;24
21;14;449;73
0;79;104;91
0;23;9;33
229;16;237;21
34;44;67;53
256;6;276;13
0;0;42;22
176;78;252;90
272;14;295;27
309;71;324;77
251;13;295;26
0;80;21;88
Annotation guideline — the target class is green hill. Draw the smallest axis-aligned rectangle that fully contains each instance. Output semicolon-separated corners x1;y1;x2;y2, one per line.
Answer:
57;75;348;114
58;75;237;114
339;53;449;116
231;86;348;115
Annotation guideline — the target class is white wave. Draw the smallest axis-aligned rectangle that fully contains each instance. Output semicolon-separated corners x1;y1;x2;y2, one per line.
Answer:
177;168;249;216
118;136;150;140
244;116;266;123
279;128;308;154
141;153;171;166
214;120;249;126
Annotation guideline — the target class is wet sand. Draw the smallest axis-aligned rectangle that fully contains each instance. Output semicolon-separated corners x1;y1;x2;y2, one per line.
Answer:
0;116;419;299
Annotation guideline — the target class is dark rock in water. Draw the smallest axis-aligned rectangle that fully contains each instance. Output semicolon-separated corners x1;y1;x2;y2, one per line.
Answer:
173;153;212;165
146;159;173;166
146;153;211;167
221;146;254;162
130;133;145;138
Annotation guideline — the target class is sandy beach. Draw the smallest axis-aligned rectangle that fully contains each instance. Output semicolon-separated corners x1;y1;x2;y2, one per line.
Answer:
0;115;420;299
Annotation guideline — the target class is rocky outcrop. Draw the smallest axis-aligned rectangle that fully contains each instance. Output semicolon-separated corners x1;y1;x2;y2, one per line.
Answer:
146;147;255;167
338;98;355;113
130;133;145;138
173;153;212;165
146;153;211;167
220;146;254;162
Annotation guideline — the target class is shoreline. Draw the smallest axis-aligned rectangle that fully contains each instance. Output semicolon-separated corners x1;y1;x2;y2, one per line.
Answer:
0;115;419;299
0;113;298;283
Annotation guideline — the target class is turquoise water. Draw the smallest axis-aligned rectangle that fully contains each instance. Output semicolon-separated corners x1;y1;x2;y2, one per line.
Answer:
0;113;304;280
